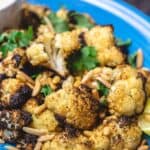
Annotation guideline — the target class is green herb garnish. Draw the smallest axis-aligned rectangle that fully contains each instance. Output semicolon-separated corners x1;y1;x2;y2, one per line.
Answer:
69;11;94;29
31;73;40;80
40;85;53;97
0;26;33;57
116;38;132;47
68;46;99;73
97;81;109;96
128;52;137;68
48;12;69;33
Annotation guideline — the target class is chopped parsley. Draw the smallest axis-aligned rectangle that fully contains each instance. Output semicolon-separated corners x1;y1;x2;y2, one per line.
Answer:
31;73;40;80
40;85;53;97
0;26;33;57
116;38;132;47
68;11;94;29
48;12;69;33
97;81;109;96
128;52;137;68
68;46;99;73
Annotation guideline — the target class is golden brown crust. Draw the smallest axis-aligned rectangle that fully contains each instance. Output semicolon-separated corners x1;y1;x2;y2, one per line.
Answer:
46;85;99;130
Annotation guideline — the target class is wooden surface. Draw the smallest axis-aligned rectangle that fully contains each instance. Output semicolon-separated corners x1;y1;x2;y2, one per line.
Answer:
125;0;150;15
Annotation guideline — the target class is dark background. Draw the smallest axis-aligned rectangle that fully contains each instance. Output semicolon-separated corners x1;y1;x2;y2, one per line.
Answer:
125;0;150;16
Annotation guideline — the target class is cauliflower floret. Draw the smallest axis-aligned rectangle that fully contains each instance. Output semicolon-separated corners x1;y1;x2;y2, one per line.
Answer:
36;25;54;44
112;65;138;80
27;28;90;76
84;26;124;67
55;30;81;58
31;110;58;132
26;43;49;66
108;67;145;116
2;48;27;69
106;116;142;150
45;85;99;130
0;110;32;143
84;116;142;150
42;132;92;150
41;116;141;150
1;78;23;95
84;127;110;150
0;79;23;108
0;78;32;109
97;46;125;66
23;98;38;114
84;26;114;51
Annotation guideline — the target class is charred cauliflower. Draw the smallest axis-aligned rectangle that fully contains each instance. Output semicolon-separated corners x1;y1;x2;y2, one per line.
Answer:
46;85;99;130
108;66;145;116
0;110;32;143
0;78;32;109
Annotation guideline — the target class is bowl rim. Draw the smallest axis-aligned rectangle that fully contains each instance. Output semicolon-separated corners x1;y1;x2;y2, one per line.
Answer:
0;0;16;10
83;0;150;40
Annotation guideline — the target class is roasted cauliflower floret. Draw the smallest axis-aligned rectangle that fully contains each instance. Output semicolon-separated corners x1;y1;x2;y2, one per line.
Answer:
31;110;58;132
106;116;142;150
55;30;81;58
2;48;27;69
84;26;124;66
85;116;142;150
0;110;32;130
108;66;145;116
97;46;125;66
42;132;92;150
0;110;32;143
26;43;49;66
84;26;114;51
46;85;99;130
84;127;110;150
0;79;32;109
36;25;54;44
112;65;138;80
23;98;39;114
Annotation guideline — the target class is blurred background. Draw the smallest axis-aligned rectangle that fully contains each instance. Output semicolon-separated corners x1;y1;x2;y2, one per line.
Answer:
125;0;150;16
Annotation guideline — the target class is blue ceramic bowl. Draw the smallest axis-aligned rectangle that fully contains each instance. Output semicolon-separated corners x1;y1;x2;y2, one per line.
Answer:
1;0;150;149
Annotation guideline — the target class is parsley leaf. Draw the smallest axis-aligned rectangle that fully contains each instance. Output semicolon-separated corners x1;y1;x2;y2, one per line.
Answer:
0;26;33;57
48;12;69;33
97;81;109;96
31;73;40;80
40;85;53;97
116;38;132;47
68;11;94;29
128;52;137;68
68;46;99;73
